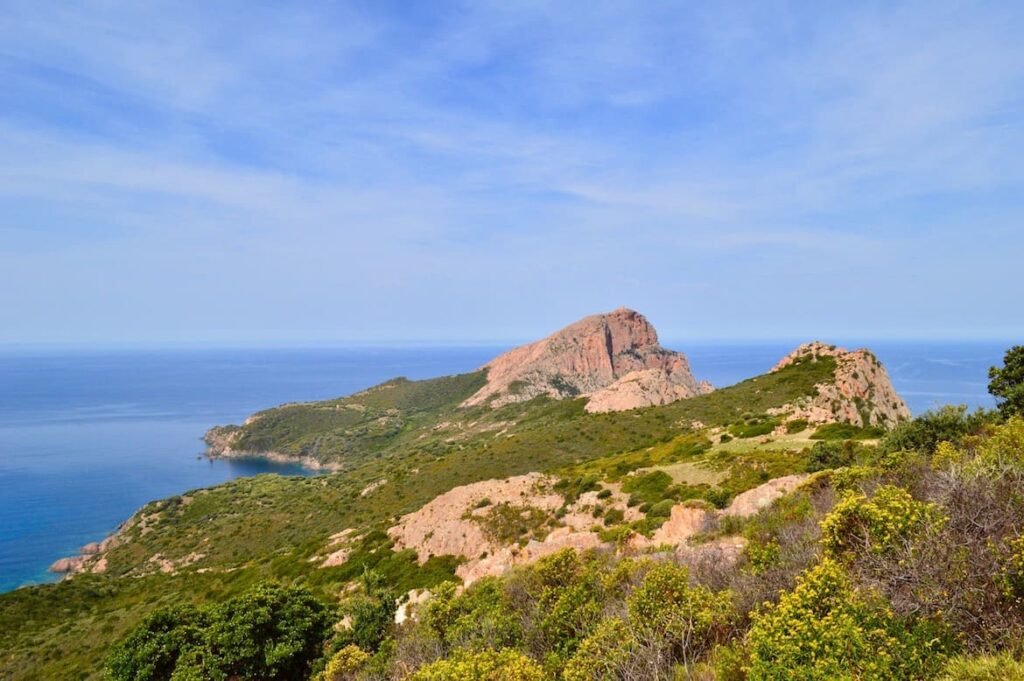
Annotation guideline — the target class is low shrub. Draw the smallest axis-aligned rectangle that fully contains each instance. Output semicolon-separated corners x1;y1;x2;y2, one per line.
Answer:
747;558;955;679
409;648;545;680
820;485;946;559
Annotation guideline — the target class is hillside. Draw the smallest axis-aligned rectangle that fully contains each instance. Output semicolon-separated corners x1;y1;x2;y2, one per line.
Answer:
0;311;929;680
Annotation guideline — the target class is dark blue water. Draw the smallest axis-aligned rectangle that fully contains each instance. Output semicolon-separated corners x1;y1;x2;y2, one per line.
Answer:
0;342;1007;592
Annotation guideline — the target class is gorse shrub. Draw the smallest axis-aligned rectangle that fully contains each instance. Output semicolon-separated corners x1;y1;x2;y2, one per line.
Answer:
999;534;1024;604
747;558;955;680
561;618;633;681
408;648;545;680
321;645;369;681
820;484;946;559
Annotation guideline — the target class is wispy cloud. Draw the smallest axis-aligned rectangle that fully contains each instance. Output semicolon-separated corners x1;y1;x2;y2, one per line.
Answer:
1;1;1022;343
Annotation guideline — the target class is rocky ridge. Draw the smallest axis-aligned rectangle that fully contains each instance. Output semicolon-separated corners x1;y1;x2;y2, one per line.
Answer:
371;472;810;587
462;307;712;413
769;341;911;428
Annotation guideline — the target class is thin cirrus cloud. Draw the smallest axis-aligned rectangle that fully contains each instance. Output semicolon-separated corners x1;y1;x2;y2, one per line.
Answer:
0;0;1022;345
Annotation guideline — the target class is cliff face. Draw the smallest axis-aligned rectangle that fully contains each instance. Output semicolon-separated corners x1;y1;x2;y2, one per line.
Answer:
769;341;911;427
462;307;712;412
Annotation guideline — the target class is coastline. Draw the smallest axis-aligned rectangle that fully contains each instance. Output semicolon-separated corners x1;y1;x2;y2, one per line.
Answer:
204;447;342;473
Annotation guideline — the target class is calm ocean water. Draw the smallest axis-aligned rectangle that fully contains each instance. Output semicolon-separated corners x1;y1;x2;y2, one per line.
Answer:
0;341;1006;592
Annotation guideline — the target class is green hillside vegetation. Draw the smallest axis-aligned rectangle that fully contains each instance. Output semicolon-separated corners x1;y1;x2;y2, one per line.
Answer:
6;350;1021;679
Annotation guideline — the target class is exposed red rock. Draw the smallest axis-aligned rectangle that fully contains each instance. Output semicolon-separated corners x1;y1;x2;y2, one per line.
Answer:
769;341;911;427
462;307;711;412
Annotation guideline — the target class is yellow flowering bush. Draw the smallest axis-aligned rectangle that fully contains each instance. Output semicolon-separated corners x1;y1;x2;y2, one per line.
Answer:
820;484;946;559
322;645;369;681
999;534;1024;604
561;618;633;681
626;562;734;643
409;648;545;681
747;558;954;680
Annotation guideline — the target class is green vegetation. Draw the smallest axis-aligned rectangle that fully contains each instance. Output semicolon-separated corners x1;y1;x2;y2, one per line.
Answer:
810;422;884;440
106;582;333;681
12;348;1023;679
989;345;1024;418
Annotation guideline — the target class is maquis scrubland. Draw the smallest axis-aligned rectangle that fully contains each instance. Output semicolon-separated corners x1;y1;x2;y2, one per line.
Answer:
3;310;1024;681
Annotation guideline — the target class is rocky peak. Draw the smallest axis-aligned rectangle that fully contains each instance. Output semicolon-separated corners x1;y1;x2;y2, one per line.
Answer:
462;308;712;412
770;341;911;428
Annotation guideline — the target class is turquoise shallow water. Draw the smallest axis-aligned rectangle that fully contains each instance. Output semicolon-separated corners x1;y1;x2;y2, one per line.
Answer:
0;341;1006;592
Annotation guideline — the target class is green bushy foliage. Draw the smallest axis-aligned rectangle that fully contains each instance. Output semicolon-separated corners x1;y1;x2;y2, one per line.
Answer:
881;405;994;455
336;570;398;654
423;579;520;652
804;440;855;472
409;648;545;680
820;485;946;559
561;618;633;681
107;582;333;681
626;562;733;644
785;419;809;433
747;558;955;680
989;345;1024;418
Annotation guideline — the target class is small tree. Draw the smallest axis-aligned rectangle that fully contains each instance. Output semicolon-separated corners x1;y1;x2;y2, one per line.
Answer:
989;345;1024;418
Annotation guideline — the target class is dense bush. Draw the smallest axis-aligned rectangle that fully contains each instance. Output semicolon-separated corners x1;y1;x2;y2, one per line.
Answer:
820;484;946;559
989;345;1024;418
881;405;994;454
107;583;334;681
408;648;545;680
747;558;955;680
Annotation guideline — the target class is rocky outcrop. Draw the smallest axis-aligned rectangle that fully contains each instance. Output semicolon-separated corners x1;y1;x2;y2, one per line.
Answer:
462;308;711;412
202;425;342;471
49;533;119;576
380;470;811;586
769;342;911;428
722;474;810;517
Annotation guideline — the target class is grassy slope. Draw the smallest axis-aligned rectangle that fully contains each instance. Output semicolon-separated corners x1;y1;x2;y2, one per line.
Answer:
0;355;837;679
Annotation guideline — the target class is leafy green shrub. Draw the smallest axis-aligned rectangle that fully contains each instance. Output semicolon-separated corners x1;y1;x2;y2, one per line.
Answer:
626;562;733;645
820;485;946;559
106;605;208;681
596;488;612;500
409;648;545;680
881;405;992;454
107;582;334;681
728;416;781;439
786;419;809;434
603;508;625;526
562;618;633;681
648;499;676;518
621;470;673;504
719;433;733;443
423;579;520;652
989;345;1024;418
747;558;955;680
804;440;855;472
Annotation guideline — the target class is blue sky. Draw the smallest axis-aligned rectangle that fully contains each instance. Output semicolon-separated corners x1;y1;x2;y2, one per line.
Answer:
1;1;1022;345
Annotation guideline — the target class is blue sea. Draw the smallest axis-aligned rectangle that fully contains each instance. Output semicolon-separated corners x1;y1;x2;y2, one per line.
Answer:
0;341;1007;592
